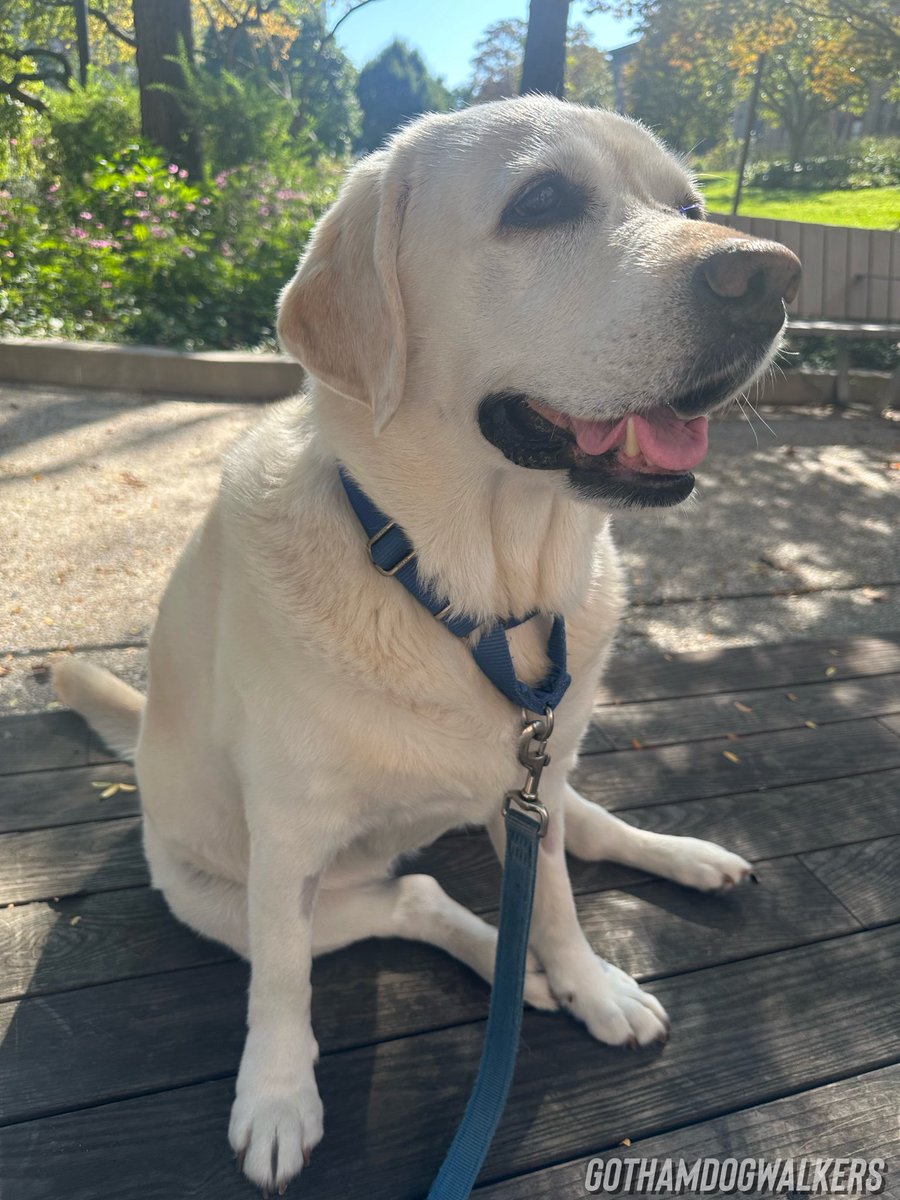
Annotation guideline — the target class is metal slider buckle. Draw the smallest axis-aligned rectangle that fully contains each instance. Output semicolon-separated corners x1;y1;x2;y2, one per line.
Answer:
502;789;550;837
367;521;415;577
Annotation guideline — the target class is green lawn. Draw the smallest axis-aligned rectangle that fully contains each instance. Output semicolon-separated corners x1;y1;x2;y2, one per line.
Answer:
698;171;899;229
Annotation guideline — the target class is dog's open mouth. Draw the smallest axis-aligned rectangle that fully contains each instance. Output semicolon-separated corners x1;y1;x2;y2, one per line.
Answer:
478;392;718;507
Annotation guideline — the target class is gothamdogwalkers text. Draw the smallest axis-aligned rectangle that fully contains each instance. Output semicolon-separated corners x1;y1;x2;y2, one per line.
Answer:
583;1157;888;1195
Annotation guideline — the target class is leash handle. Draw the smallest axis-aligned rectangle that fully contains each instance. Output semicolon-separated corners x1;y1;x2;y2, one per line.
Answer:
425;804;543;1200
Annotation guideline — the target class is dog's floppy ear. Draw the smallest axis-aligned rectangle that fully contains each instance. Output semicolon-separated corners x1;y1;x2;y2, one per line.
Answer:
277;152;409;434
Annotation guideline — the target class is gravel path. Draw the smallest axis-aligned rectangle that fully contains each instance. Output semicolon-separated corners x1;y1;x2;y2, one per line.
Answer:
2;383;897;714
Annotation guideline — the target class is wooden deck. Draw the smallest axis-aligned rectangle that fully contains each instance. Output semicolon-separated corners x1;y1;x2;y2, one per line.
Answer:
2;633;899;1199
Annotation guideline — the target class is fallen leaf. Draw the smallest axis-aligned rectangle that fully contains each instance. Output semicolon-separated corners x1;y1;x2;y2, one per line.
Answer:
726;732;739;740
862;587;886;602
0;665;8;677
734;701;753;713
631;738;643;750
99;784;119;799
69;916;81;926
723;750;740;763
43;616;54;626
786;692;798;701
32;473;44;482
805;720;818;729
825;666;837;677
620;1137;632;1147
118;783;137;792
91;781;112;789
890;462;900;470
120;471;147;488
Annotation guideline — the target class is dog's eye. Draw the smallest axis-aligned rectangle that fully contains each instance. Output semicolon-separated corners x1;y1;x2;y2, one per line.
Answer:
502;174;588;230
679;201;705;221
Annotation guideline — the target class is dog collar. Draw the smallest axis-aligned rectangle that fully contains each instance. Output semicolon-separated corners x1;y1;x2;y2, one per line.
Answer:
338;466;571;713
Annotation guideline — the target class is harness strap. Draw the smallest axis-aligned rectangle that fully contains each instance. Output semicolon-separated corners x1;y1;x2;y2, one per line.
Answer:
338;467;572;712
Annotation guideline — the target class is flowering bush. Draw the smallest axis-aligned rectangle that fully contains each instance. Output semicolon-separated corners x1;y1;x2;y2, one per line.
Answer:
0;142;341;349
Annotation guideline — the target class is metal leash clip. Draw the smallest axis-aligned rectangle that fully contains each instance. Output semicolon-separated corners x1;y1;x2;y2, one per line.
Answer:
502;706;554;837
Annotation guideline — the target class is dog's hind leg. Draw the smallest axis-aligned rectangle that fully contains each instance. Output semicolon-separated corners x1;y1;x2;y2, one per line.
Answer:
143;818;250;955
563;784;752;891
312;874;558;1010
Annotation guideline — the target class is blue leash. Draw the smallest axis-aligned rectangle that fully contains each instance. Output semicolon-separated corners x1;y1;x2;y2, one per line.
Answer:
339;468;570;1199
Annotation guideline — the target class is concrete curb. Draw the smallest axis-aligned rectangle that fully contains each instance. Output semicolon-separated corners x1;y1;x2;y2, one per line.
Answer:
0;337;304;399
0;337;892;407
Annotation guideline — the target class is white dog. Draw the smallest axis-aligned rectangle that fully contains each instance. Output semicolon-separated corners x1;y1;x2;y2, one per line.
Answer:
54;97;800;1193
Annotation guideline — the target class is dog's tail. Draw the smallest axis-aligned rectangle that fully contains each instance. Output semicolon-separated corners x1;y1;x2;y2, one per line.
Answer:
51;657;145;762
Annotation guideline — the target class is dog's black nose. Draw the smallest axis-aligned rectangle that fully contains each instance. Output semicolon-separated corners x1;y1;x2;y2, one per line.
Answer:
692;241;801;331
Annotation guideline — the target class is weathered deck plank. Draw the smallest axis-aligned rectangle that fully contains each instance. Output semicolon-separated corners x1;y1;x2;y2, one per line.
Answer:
0;633;897;1200
475;1065;900;1198
802;835;900;928
584;672;900;752
1;926;898;1200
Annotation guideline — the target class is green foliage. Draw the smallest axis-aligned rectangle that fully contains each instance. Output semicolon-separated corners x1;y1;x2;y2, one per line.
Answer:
0;144;341;348
176;61;295;174
744;140;900;190
356;41;451;154
44;79;141;184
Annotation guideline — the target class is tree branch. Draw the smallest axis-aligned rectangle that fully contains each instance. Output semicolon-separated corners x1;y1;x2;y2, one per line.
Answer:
88;6;137;48
323;0;385;48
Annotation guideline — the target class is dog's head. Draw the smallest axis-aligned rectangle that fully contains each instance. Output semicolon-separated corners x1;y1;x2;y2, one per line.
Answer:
278;97;800;509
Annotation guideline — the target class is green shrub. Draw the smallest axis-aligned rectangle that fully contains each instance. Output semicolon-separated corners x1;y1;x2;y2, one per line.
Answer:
44;80;141;185
744;140;900;191
0;144;341;349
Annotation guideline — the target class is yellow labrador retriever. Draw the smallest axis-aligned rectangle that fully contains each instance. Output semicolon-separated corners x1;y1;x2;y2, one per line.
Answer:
54;96;800;1192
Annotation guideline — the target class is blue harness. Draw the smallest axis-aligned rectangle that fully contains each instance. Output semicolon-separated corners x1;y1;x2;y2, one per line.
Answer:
339;467;571;1199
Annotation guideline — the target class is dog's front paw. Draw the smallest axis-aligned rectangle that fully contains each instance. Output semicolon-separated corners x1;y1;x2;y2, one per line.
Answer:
229;1086;324;1194
555;956;669;1047
652;835;753;892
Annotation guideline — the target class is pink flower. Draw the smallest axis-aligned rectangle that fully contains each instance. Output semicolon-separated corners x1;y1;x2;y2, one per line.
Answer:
4;250;14;259
48;182;60;194
200;197;211;206
100;281;112;288
134;190;147;198
178;168;188;179
79;211;93;221
166;210;178;219
185;202;196;212
180;246;195;258
9;138;16;146
168;163;179;174
136;210;150;219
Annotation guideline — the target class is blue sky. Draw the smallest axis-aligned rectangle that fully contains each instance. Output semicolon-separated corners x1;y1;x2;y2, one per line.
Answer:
332;1;636;90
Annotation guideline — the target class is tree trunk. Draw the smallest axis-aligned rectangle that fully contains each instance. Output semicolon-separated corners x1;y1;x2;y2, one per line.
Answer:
131;0;203;177
732;53;765;216
520;0;570;98
73;0;90;86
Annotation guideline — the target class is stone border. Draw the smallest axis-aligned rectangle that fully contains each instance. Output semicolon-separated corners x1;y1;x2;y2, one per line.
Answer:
0;337;891;407
0;337;303;399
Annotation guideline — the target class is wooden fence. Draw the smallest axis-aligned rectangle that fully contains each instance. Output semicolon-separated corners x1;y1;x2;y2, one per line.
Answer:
709;213;900;323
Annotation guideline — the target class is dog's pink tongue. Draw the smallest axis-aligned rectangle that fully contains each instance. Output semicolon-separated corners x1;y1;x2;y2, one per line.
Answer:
631;412;709;471
571;411;709;471
570;417;624;457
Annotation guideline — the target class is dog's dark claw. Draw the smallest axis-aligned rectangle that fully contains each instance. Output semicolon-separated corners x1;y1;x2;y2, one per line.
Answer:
236;1149;246;1173
750;872;760;884
278;1184;288;1197
303;1148;312;1169
626;1035;638;1050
